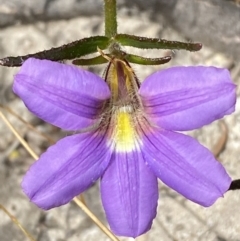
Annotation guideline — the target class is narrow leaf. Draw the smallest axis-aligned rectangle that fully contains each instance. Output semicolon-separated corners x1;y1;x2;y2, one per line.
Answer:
0;36;110;67
125;54;171;65
115;34;202;52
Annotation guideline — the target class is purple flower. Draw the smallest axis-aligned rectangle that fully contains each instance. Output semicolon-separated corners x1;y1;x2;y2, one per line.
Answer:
13;58;236;237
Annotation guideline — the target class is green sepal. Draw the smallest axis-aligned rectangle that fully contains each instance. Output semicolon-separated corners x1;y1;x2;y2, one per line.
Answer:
126;54;171;65
73;55;108;66
0;36;110;67
115;34;202;52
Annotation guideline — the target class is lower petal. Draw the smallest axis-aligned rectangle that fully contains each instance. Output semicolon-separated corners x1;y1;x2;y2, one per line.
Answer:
101;150;158;238
142;129;231;206
22;131;112;210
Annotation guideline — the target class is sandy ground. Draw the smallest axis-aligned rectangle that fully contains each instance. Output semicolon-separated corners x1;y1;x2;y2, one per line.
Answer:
0;5;240;241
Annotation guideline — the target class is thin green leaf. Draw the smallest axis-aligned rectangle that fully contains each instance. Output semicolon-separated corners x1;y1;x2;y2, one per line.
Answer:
115;34;202;52
126;54;171;65
0;36;110;67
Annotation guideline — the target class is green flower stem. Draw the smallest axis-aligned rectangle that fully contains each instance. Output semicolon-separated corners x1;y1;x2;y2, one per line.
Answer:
104;0;117;37
115;34;202;52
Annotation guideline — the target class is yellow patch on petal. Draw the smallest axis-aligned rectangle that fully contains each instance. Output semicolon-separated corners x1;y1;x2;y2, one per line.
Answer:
114;107;137;152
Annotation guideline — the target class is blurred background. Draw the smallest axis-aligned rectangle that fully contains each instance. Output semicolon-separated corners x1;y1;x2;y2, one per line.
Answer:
0;0;240;240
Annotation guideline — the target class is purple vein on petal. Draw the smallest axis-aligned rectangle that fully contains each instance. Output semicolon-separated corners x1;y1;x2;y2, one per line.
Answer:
13;58;111;130
16;76;103;118
22;130;112;210
141;128;231;206
101;150;158;237
139;66;236;131
140;84;236;131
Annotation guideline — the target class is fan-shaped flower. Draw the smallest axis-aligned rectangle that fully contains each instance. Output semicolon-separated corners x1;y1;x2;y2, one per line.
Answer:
13;58;236;237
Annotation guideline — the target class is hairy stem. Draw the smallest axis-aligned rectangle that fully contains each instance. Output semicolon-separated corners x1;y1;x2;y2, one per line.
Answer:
104;0;117;37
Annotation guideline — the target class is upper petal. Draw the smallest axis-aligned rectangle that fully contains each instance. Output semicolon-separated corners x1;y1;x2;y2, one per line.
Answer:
101;150;158;238
139;66;236;131
13;58;110;130
22;131;112;210
142;129;231;207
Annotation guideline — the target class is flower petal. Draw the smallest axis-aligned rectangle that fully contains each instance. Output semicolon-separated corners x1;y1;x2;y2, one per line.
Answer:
13;58;110;130
101;150;158;238
22;131;111;210
142;129;231;206
139;66;236;131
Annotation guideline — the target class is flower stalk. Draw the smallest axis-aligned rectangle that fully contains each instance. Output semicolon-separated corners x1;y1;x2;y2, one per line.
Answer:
104;0;117;38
